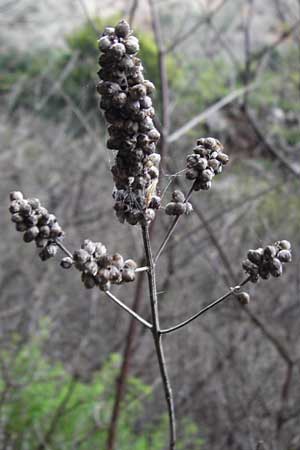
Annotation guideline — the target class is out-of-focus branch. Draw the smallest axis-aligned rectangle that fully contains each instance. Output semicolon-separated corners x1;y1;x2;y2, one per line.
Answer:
164;0;229;54
167;83;258;143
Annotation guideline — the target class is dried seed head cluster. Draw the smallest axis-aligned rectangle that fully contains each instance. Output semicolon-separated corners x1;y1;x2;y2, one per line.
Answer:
186;137;229;190
165;190;193;216
61;239;137;291
97;19;161;226
242;240;292;282
9;191;64;261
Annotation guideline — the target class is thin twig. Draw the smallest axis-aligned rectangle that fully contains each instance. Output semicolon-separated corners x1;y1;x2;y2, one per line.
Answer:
141;224;176;450
161;278;250;335
55;239;73;258
155;183;195;263
105;291;152;329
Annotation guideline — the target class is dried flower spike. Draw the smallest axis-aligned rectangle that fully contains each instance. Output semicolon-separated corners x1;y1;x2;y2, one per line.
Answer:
242;240;292;282
186;137;228;191
97;20;161;225
72;239;137;291
9;191;64;261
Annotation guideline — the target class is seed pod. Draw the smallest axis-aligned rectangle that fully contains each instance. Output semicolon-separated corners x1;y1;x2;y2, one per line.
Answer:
172;190;185;203
23;226;39;242
147;128;160;142
50;223;63;239
124;259;137;270
39;225;50;239
112;92;127;108
106;265;122;283
39;244;58;261
110;42;126;59
61;257;73;269
16;222;27;232
144;208;155;222
237;292;250;305
124;36;139;54
122;268;135;282
140;96;152;109
208;159;221;172
97;268;111;283
149;195;161;209
242;259;259;282
269;258;283;277
115;20;131;38
27;198;41;210
99;281;111;292
111;253;124;269
11;213;24;224
9;201;21;214
103;27;115;37
247;249;263;266
82;273;96;289
25;214;38;227
201;169;214;182
84;261;98;277
186;168;199;180
263;245;277;261
185;202;193;215
10;191;24;201
216;153;229;164
81;239;96;255
165;202;177;215
35;236;47;248
98;36;112;52
277;240;291;250
173;202;186;215
277;250;292;263
19;202;32;216
139;117;154;132
94;243;107;259
73;249;90;264
258;263;270;280
143;80;155;95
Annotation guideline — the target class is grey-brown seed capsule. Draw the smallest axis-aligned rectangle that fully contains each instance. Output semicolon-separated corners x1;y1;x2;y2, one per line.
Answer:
277;250;292;263
122;268;136;282
172;190;185;203
115;19;131;38
278;240;291;250
237;292;250;305
61;257;73;269
10;191;24;201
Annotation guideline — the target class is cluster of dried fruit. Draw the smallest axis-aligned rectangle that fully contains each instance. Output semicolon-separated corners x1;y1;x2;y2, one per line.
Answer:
186;137;229;190
97;19;161;225
165;190;193;216
61;239;137;291
9;191;64;260
243;240;292;282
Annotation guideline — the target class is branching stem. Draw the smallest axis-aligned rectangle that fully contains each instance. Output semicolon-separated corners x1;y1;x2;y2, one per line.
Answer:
141;223;176;450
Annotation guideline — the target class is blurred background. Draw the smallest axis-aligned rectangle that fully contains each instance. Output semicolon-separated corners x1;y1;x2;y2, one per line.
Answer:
1;0;300;449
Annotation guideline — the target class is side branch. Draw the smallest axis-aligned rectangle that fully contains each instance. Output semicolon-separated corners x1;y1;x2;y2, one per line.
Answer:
161;278;250;335
155;183;195;263
105;291;152;330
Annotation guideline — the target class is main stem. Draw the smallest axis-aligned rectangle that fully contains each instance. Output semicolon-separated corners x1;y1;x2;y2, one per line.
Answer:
141;223;176;450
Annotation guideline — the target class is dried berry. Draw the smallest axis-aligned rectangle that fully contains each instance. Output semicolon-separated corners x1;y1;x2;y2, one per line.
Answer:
61;257;73;269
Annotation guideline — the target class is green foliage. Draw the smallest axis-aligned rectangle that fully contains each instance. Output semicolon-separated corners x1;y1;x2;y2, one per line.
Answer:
0;331;203;449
